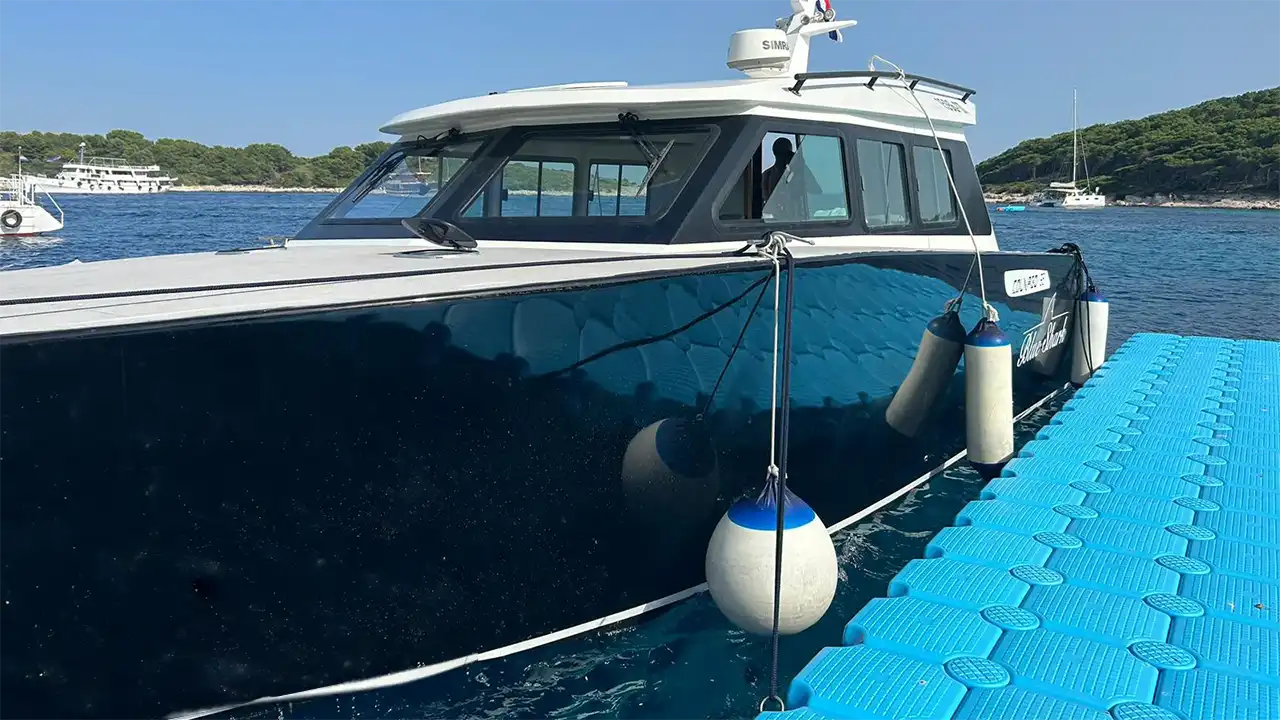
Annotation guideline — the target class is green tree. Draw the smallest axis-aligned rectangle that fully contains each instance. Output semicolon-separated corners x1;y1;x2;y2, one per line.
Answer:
977;88;1280;196
0;130;392;188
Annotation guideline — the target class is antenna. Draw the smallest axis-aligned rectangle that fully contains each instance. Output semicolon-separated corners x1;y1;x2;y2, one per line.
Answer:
726;0;857;78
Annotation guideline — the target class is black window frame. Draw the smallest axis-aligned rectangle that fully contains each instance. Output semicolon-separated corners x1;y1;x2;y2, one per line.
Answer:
710;120;856;240
303;133;499;232
584;160;652;217
465;154;580;218
292;114;990;244
294;120;724;244
852;133;914;234
901;130;988;237
910;143;960;228
445;121;723;242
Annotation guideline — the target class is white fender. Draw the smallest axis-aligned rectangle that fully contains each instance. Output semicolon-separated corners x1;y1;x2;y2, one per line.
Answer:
886;310;965;437
705;490;837;636
964;319;1014;478
1070;289;1109;385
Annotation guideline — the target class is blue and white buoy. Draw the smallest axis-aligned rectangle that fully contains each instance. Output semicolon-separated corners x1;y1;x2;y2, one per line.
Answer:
705;486;837;636
1070;288;1109;385
964;318;1013;478
621;418;719;533
886;309;966;437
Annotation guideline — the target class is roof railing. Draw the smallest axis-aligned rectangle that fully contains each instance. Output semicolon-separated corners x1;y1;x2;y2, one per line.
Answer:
65;156;162;170
788;70;976;101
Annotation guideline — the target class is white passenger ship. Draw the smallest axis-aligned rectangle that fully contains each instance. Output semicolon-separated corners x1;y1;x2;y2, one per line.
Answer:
23;142;175;195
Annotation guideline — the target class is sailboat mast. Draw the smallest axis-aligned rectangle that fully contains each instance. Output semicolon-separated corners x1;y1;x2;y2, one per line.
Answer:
1071;89;1079;187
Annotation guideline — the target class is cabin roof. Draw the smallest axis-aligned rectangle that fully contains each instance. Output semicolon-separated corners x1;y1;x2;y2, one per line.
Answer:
380;76;977;139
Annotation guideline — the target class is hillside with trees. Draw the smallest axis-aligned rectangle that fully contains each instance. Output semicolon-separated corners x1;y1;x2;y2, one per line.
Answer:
0;130;635;193
978;88;1279;198
0;130;391;188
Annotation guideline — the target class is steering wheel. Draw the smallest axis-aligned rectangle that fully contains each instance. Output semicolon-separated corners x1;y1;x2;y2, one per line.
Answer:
401;217;479;250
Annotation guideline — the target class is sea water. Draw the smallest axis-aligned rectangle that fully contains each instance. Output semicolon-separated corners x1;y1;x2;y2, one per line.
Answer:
2;196;1277;719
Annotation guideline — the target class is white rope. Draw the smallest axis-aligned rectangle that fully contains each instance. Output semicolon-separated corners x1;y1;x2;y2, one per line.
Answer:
761;234;784;479
869;55;998;323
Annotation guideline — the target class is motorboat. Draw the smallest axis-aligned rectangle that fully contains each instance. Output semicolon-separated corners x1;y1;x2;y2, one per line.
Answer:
1;160;64;237
0;3;1103;718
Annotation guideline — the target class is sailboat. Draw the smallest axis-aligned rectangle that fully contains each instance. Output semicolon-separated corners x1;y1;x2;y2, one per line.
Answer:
1037;89;1106;209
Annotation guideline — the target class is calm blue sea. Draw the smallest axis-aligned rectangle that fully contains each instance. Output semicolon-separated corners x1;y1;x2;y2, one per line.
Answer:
2;195;1277;719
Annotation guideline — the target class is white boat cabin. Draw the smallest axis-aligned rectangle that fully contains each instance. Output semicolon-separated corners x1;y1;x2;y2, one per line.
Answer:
295;0;993;253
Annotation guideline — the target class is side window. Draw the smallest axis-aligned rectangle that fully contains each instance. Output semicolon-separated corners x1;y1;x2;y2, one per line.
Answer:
717;131;850;224
855;139;912;229
499;160;575;217
464;159;576;218
588;163;648;217
912;145;957;224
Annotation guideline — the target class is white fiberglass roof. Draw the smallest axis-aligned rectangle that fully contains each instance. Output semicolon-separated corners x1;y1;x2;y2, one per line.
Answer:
380;75;977;141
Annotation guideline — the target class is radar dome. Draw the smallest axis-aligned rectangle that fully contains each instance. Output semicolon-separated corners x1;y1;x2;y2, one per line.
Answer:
727;29;791;77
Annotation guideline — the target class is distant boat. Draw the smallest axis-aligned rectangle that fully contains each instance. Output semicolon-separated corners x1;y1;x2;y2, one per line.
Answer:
1;153;64;237
1038;90;1106;209
996;205;1025;212
23;141;175;195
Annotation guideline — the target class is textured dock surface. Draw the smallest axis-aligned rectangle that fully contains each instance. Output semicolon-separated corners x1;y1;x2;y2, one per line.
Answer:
764;333;1280;720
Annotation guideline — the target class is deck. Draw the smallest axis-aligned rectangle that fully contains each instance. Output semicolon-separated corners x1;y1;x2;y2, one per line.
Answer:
763;333;1279;720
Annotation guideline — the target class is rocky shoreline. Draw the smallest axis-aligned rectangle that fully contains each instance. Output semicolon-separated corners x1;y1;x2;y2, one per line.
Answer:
984;191;1279;211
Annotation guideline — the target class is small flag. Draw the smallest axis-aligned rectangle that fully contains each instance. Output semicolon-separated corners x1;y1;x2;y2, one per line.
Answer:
46;155;62;163
18;155;28;162
814;0;842;41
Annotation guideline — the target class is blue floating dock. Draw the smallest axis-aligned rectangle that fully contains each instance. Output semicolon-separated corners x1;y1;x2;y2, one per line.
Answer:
764;333;1279;720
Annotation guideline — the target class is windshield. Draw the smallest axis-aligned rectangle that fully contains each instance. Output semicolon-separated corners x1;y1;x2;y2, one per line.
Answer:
330;137;487;220
458;127;711;220
298;121;718;242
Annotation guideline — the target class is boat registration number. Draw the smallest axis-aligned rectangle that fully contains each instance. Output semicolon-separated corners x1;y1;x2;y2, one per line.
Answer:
1004;269;1051;298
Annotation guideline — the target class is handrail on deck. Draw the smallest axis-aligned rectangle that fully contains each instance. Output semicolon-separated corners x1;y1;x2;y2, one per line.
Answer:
789;70;976;102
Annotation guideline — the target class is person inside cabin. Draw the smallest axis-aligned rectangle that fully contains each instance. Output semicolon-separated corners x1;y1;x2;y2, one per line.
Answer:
761;136;796;201
761;136;816;222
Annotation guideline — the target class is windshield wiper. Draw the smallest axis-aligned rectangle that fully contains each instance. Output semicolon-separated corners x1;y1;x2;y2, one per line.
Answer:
635;140;674;197
618;112;675;196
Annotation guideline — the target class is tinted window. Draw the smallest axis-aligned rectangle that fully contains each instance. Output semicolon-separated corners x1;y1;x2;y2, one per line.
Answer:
912;145;957;224
462;129;711;220
856;139;911;229
336;141;484;220
718;131;850;223
589;163;648;216
496;160;576;217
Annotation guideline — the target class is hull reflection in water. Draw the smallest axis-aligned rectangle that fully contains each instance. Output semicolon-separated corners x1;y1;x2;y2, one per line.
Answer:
0;251;1080;718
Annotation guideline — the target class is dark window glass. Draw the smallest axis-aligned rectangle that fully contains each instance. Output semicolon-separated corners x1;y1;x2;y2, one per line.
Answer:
718;131;850;223
913;145;957;224
856;138;911;229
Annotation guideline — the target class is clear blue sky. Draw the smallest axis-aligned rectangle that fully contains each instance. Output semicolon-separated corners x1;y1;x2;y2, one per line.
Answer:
2;1;1277;161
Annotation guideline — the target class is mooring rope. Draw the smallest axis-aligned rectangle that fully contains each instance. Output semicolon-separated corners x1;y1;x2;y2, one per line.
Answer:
870;55;997;323
750;231;800;713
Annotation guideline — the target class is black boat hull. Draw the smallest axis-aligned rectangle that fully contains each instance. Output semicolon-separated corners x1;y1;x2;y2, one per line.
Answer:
0;250;1083;718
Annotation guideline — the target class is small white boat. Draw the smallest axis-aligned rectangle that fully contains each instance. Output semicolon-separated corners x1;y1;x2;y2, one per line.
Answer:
1039;89;1106;209
1;160;64;237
